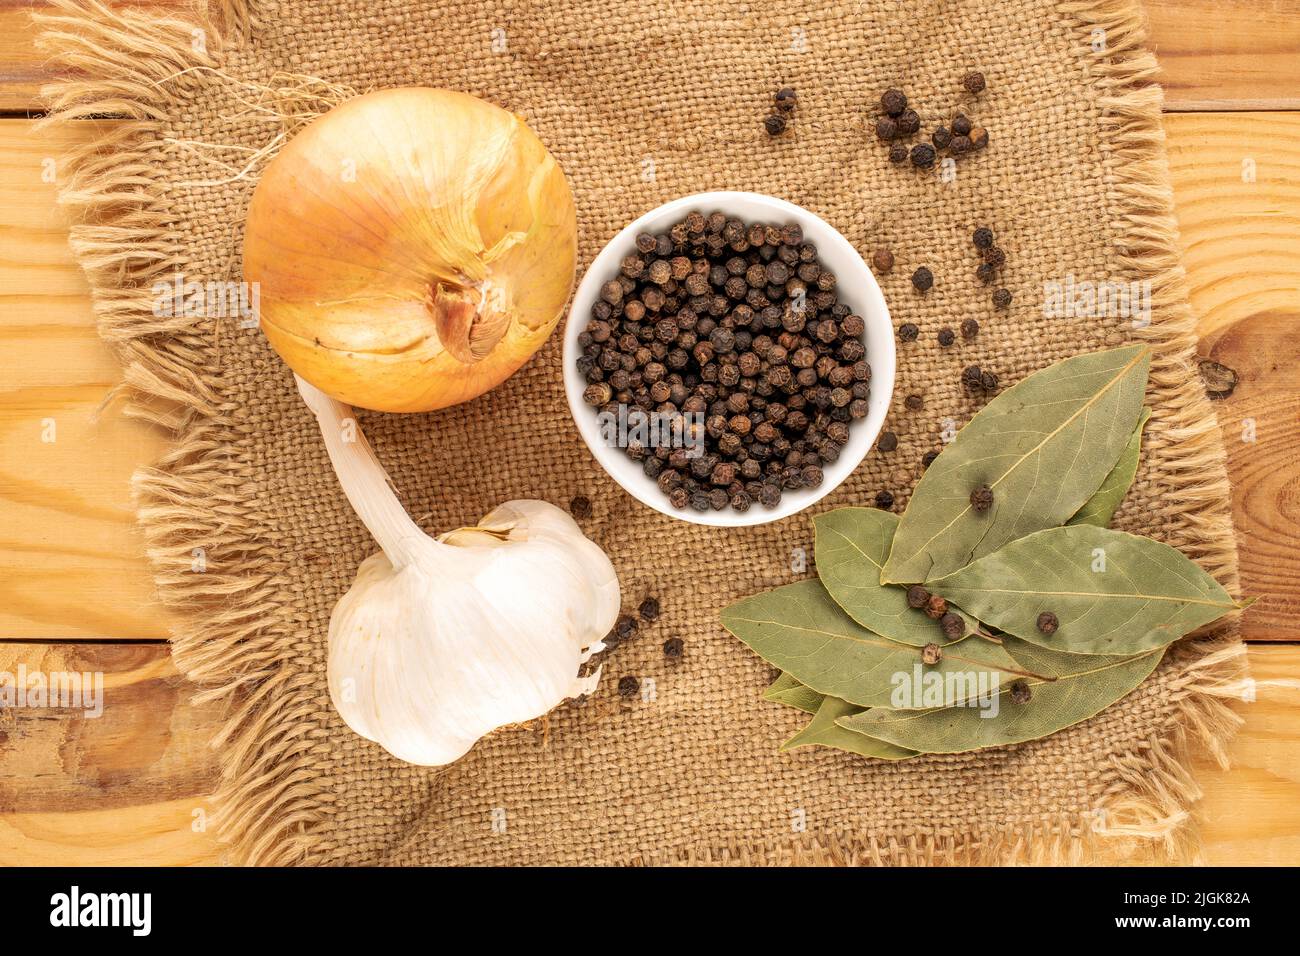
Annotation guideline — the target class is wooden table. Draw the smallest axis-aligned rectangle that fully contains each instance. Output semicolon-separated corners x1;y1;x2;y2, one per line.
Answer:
1;1;1297;866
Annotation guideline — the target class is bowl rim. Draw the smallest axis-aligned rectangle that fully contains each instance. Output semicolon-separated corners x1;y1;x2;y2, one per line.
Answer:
562;190;895;527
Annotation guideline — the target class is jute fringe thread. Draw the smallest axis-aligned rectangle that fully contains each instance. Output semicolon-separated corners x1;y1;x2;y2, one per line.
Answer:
38;0;1247;866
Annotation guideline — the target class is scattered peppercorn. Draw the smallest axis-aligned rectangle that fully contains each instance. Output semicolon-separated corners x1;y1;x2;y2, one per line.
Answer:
663;636;685;658
932;126;952;149
898;322;919;342
618;675;641;697
911;267;933;292
878;430;898;452
906;585;930;609
983;245;1006;269
888;143;909;163
961;365;984;391
774;87;797;113
921;450;940;469
875;490;894;509
992;288;1012;309
940;612;964;640
897;109;921;135
764;113;787;136
881;88;907;116
569;494;592;519
952;114;973;136
639;597;661;622
970;484;994;512
1037;611;1059;635
922;642;942;665
937;327;955;347
876;115;899;141
960;317;980;339
616;614;639;641
972;226;994;249
910;143;936;168
980;370;999;391
962;71;986;94
969;126;989;150
872;248;895;273
904;393;924;410
924;594;948;620
1009;679;1032;704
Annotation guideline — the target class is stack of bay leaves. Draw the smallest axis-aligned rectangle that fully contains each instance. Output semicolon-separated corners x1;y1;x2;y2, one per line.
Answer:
721;345;1243;760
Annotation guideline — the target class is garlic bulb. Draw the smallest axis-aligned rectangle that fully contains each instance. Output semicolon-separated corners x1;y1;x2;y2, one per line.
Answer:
297;375;619;765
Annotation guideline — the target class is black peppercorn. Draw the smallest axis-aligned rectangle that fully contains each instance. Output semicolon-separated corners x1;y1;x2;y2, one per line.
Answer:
639;597;661;622
897;109;921;135
888;143;909;164
961;317;980;339
1037;611;1059;635
940;612;964;640
969;126;989;150
976;261;996;284
906;585;930;609
922;450;940;468
616;614;639;640
764;113;787;136
972;226;994;249
872;248;894;273
961;365;984;391
569;495;592;519
911;267;933;292
962;71;986;95
932;126;952;149
922;642;942;665
970;484;994;512
937;327;955;347
983;245;1007;269
949;134;973;154
663;636;685;658
875;490;894;509
618;675;640;698
774;87;797;112
898;322;919;342
876;115;899;141
980;370;999;391
1009;680;1032;705
992;288;1012;309
952;114;973;136
880;88;907;116
924;594;948;620
910;143;936;168
877;430;898;452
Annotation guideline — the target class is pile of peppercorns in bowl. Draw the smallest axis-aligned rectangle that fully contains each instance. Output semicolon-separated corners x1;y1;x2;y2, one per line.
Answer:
563;191;896;528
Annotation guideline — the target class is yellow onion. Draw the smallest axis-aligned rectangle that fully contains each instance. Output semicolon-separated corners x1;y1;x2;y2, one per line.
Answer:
243;88;577;412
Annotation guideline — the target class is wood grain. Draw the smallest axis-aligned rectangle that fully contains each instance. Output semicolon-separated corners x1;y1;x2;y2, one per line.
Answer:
1166;112;1300;641
1;1;1298;113
0;120;174;640
0;641;222;865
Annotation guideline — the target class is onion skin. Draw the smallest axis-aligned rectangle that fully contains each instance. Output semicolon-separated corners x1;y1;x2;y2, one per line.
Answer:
244;88;577;413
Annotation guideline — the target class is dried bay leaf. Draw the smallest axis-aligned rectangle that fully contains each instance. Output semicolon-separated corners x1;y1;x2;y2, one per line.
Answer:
838;647;1163;754
927;524;1237;655
882;345;1150;584
814;507;979;645
1068;408;1150;528
763;673;825;714
782;695;916;760
721;579;1039;709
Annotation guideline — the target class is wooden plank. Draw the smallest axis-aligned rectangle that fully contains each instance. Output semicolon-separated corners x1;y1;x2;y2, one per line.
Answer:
0;641;223;865
1166;112;1300;642
1146;0;1300;111
0;119;174;639
0;2;1298;113
0;639;1294;864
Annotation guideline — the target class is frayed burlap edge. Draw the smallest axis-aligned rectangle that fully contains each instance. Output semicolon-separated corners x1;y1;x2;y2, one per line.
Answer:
37;0;1247;867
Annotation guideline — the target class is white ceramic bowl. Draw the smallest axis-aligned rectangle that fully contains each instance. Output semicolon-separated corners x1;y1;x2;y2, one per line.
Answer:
562;191;895;527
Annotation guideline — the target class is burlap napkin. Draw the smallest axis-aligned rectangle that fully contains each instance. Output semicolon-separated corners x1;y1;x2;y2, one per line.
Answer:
42;0;1245;865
